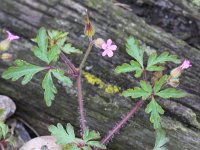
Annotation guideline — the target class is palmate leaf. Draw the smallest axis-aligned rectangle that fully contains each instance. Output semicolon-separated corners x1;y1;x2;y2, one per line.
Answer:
147;52;181;71
155;88;188;99
2;60;45;85
62;43;82;54
48;123;75;145
47;45;60;62
122;80;152;100
33;27;50;64
42;71;57;107
52;70;72;86
154;128;169;150
154;75;168;93
126;37;144;67
115;60;143;78
145;98;164;129
48;30;68;40
0;121;8;139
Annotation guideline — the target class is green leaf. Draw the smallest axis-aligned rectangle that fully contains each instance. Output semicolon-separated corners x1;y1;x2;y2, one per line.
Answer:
154;128;169;150
123;80;152;100
47;45;60;62
52;70;72;87
0;109;5;117
0;121;8;139
86;141;106;149
140;80;152;93
147;52;181;71
155;88;188;99
42;71;57;106
126;37;144;67
122;87;151;100
2;60;45;85
115;60;143;78
62;43;82;54
83;128;101;143
83;146;92;150
48;123;75;145
48;30;68;40
154;75;168;93
33;27;49;63
145;98;164;129
146;65;164;71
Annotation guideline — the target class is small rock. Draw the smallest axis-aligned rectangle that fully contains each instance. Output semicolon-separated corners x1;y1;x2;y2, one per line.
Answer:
0;95;16;121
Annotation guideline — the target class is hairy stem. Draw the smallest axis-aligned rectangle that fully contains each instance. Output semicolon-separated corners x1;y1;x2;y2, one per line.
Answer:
79;41;94;71
100;100;144;145
60;52;78;75
77;72;87;134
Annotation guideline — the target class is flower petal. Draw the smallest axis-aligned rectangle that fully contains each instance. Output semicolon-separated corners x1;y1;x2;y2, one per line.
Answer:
102;50;107;56
110;45;117;51
107;50;114;57
102;43;107;50
107;39;112;46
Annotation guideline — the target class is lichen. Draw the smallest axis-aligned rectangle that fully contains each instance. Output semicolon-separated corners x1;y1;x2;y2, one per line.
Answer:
82;71;120;94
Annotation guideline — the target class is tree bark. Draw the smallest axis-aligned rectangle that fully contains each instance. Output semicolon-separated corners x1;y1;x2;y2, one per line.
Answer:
0;0;200;149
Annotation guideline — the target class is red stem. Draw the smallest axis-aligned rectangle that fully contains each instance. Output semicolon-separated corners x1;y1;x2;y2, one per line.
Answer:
77;72;87;134
100;100;144;145
60;52;78;75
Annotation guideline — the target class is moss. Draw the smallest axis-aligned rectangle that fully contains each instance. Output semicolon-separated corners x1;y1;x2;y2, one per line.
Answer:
82;71;120;94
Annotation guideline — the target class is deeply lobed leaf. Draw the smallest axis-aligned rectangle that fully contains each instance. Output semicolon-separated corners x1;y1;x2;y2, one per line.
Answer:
145;98;164;129
155;88;188;99
153;128;169;150
48;123;75;145
115;60;143;78
126;37;144;67
147;52;181;72
2;60;45;85
42;71;57;107
122;81;152;100
62;43;82;54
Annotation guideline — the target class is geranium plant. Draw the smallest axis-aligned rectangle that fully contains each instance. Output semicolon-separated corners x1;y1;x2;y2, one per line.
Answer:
1;10;191;150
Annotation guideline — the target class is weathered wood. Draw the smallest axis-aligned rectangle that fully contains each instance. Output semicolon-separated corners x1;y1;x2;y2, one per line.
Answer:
0;0;200;149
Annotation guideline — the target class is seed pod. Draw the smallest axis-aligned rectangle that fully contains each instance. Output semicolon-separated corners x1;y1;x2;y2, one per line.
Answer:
94;38;105;49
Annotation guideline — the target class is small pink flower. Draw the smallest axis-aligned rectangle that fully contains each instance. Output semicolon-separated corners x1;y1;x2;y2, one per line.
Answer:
6;31;20;41
101;39;117;57
180;59;192;70
170;59;192;78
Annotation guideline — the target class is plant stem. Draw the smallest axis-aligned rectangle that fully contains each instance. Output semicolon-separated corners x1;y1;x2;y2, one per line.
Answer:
79;41;94;71
77;72;87;134
60;52;78;75
100;100;144;145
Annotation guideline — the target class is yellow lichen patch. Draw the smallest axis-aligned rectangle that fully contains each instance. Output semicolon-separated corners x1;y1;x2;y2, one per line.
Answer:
105;84;120;94
82;71;120;94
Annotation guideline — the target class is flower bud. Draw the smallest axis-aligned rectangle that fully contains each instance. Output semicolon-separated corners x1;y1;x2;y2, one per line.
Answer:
0;39;10;51
1;53;13;61
168;78;179;87
94;38;105;49
170;67;182;78
84;10;95;39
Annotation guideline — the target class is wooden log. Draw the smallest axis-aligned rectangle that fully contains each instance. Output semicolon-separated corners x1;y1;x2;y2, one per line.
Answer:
0;0;200;149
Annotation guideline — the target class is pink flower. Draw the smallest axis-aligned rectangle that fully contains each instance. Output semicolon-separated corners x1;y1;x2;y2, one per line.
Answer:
6;31;20;41
180;59;192;70
170;59;192;78
101;39;117;57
